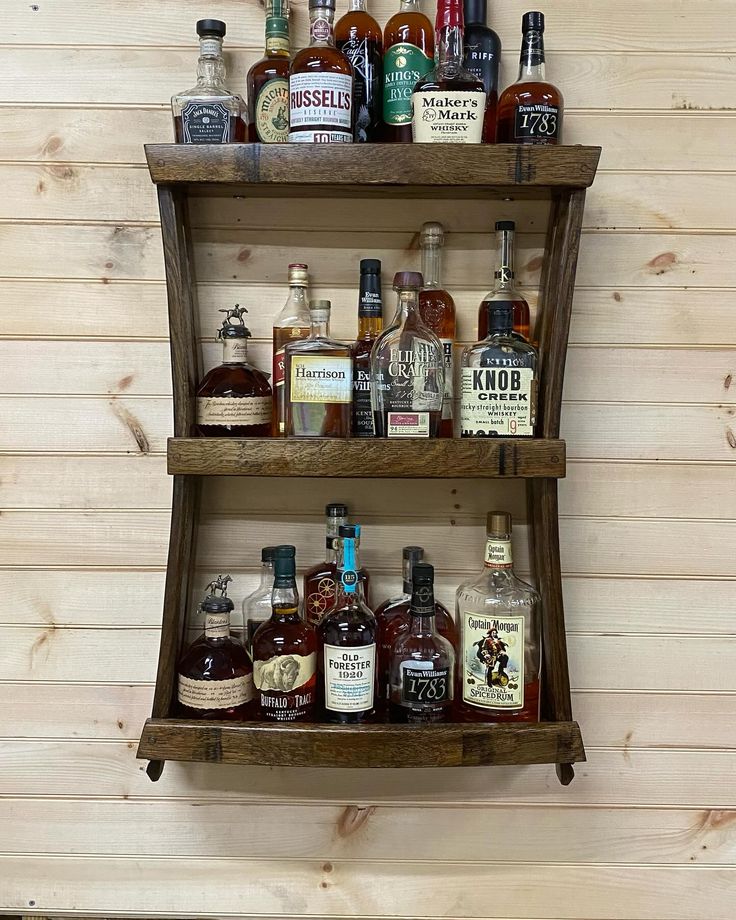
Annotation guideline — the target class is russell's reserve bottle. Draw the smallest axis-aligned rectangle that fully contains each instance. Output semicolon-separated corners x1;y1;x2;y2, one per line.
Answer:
336;0;383;142
246;0;291;142
272;263;311;437
382;0;434;142
351;259;383;437
477;221;531;342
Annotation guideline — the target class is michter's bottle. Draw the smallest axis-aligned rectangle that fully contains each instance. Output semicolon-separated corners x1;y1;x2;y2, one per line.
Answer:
246;0;291;143
336;0;383;142
382;0;434;142
289;0;354;143
351;259;383;437
462;0;501;142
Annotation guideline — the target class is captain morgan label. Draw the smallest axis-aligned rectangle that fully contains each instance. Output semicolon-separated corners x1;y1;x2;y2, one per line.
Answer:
461;612;524;710
383;43;433;125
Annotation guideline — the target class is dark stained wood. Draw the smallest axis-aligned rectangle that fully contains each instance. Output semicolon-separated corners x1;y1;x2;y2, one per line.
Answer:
167;437;567;479
137;718;585;769
145;144;601;192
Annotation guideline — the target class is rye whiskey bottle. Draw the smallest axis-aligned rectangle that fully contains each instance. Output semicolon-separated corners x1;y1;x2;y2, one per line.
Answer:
382;0;434;142
252;546;318;722
351;259;383;437
272;263;311;437
195;306;272;437
289;0;354;143
462;0;501;142
478;221;531;342
418;222;456;437
241;546;277;653
336;0;383;142
497;11;563;145
172;20;246;143
246;0;291;143
455;512;541;722
319;525;377;723
411;0;486;143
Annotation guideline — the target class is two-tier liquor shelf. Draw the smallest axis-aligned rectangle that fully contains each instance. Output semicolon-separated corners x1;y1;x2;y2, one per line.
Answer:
137;143;601;786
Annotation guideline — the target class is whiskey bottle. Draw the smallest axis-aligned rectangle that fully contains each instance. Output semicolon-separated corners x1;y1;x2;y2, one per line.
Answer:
371;271;444;438
241;545;277;653
418;222;456;438
195;306;272;437
172;20;246;143
455;512;541;721
411;0;486;143
304;503;370;626
462;0;501;142
336;0;383;142
252;545;318;722
460;294;537;438
177;575;255;720
272;263;311;438
351;259;383;437
497;11;563;145
388;563;455;723
382;0;434;142
477;221;531;342
289;0;354;144
285;300;353;438
318;525;377;723
246;0;291;143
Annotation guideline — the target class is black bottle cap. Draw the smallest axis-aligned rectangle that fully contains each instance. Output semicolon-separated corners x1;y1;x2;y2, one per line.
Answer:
403;545;424;561
274;544;296;557
488;302;513;333
360;259;382;275
338;524;358;538
197;19;226;37
202;594;234;613
522;11;544;32
326;503;348;517
464;0;487;25
496;220;515;232
412;562;434;586
261;545;278;562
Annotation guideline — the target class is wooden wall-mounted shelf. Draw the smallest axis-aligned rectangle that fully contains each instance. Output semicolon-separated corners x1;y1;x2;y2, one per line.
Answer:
137;143;600;786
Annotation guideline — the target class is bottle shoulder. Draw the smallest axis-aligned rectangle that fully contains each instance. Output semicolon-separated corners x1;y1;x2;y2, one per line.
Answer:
196;363;272;396
456;567;540;607
499;80;564;106
464;23;502;49
286;336;351;357
291;46;353;76
414;69;485;93
462;333;537;365
336;11;383;43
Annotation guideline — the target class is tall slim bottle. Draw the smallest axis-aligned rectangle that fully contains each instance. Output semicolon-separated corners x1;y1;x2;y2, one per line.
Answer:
382;0;434;142
272;263;310;437
246;0;291;143
336;0;383;142
351;259;383;437
477;221;531;341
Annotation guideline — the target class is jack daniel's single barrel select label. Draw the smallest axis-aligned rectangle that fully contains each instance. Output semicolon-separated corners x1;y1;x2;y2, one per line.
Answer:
180;101;232;143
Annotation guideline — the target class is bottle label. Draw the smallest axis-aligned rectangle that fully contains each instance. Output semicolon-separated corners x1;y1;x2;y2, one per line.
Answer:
254;651;317;721
359;289;383;318
324;643;376;712
387;411;430;437
461;612;524;710
200;38;221;57
273;327;311;388
197;396;272;426
223;339;248;363
339;37;382;142
177;673;254;710
288;72;353;134
464;42;500;94
411;89;486;143
484;538;513;569
204;611;231;639
255;77;290;142
265;12;289;55
401;662;450;704
514;103;560;142
440;338;454;420
180;101;232;144
460;366;536;437
289;355;352;404
383;43;433;125
311;16;332;42
289;130;353;143
352;365;375;437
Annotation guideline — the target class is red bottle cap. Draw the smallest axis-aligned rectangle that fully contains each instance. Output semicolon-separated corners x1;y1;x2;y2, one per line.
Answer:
436;0;464;31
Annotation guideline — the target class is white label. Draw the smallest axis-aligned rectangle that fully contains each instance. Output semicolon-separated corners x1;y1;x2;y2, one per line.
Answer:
253;651;316;693
440;338;454;420
200;38;221;57
461;612;524;710
324;643;376;712
289;130;353;143
387;411;430;438
223;339;249;363
289;72;352;130
177;673;254;710
290;355;352;404
204;612;230;639
412;90;486;144
460;366;535;436
197;396;272;426
484;539;513;569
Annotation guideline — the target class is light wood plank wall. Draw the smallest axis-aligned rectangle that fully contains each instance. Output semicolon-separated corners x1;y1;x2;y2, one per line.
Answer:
1;0;734;917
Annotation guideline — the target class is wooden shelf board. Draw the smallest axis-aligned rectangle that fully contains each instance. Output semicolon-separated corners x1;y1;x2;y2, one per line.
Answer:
145;144;601;194
137;718;585;768
167;437;566;479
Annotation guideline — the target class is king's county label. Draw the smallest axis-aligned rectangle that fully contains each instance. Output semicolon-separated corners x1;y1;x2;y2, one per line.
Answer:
460;366;535;436
197;396;271;426
289;355;352;404
412;90;486;143
177;673;254;710
461;612;524;710
324;644;376;712
289;72;353;130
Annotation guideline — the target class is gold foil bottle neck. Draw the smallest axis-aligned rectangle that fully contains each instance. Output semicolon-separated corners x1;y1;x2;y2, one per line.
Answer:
288;262;309;287
487;511;512;537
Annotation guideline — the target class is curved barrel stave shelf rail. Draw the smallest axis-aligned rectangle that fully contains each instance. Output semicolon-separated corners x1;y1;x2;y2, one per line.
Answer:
136;143;601;786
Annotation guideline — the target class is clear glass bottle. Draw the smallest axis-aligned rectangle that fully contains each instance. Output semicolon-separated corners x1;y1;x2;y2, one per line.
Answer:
336;0;383;142
455;512;541;722
241;546;278;653
285;300;353;438
389;563;455;723
172;20;246;143
418;222;456;438
351;259;383;437
477;221;531;342
370;271;444;438
318;525;377;723
462;0;501;142
272;263;311;438
252;545;318;722
246;0;291;143
382;0;434;142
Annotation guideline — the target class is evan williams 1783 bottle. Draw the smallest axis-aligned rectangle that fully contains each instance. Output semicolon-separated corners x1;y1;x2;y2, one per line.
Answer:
336;0;383;142
246;0;290;143
289;0;354;143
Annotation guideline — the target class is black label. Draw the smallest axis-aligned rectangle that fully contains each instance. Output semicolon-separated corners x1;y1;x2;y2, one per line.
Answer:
463;41;500;97
514;104;559;142
359;289;383;318
402;666;450;704
352;365;375;437
181;101;232;143
338;37;382;142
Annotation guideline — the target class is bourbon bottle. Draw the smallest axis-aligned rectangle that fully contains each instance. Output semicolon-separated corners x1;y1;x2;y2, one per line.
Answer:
241;545;277;653
289;0;354;143
351;259;383;437
336;0;383;142
462;0;501;142
246;0;291;143
477;221;531;342
382;0;434;142
497;11;563;145
272;263;311;437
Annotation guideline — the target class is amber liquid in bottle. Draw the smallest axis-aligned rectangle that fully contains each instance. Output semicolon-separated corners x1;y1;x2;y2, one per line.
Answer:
272;264;310;437
351;259;383;437
382;0;434;142
477;221;532;343
336;0;383;142
246;0;290;143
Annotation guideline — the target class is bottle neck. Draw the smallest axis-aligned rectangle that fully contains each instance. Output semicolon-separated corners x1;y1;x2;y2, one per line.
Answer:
358;273;383;339
409;583;436;634
494;228;516;291
286;283;308;314
400;0;422;11
309;7;336;46
325;515;348;563
204;609;231;639
265;0;290;57
393;289;421;323
197;37;227;87
402;555;421;594
436;25;464;72
484;533;514;571
350;0;367;10
518;28;546;81
271;575;300;619
258;560;275;590
336;537;365;603
421;243;443;290
309;314;330;338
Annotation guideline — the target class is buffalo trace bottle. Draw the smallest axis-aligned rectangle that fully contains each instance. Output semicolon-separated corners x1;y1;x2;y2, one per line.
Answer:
285;300;353;437
462;0;501;142
455;512;541;722
172;20;246;143
272;263;310;438
195;306;272;437
351;259;383;437
418;222;456;437
411;0;486;144
497;11;563;145
478;221;531;342
388;563;456;723
336;0;383;142
177;576;256;720
246;0;291;143
382;0;434;142
241;546;277;653
252;546;318;722
318;525;377;723
371;271;444;438
289;0;354;143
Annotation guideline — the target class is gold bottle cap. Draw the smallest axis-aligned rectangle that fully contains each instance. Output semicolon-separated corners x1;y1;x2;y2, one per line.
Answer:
420;221;445;247
309;299;331;310
288;262;309;287
487;511;512;536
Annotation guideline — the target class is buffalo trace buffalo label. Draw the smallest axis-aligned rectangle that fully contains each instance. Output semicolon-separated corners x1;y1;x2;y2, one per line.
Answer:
253;651;317;721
